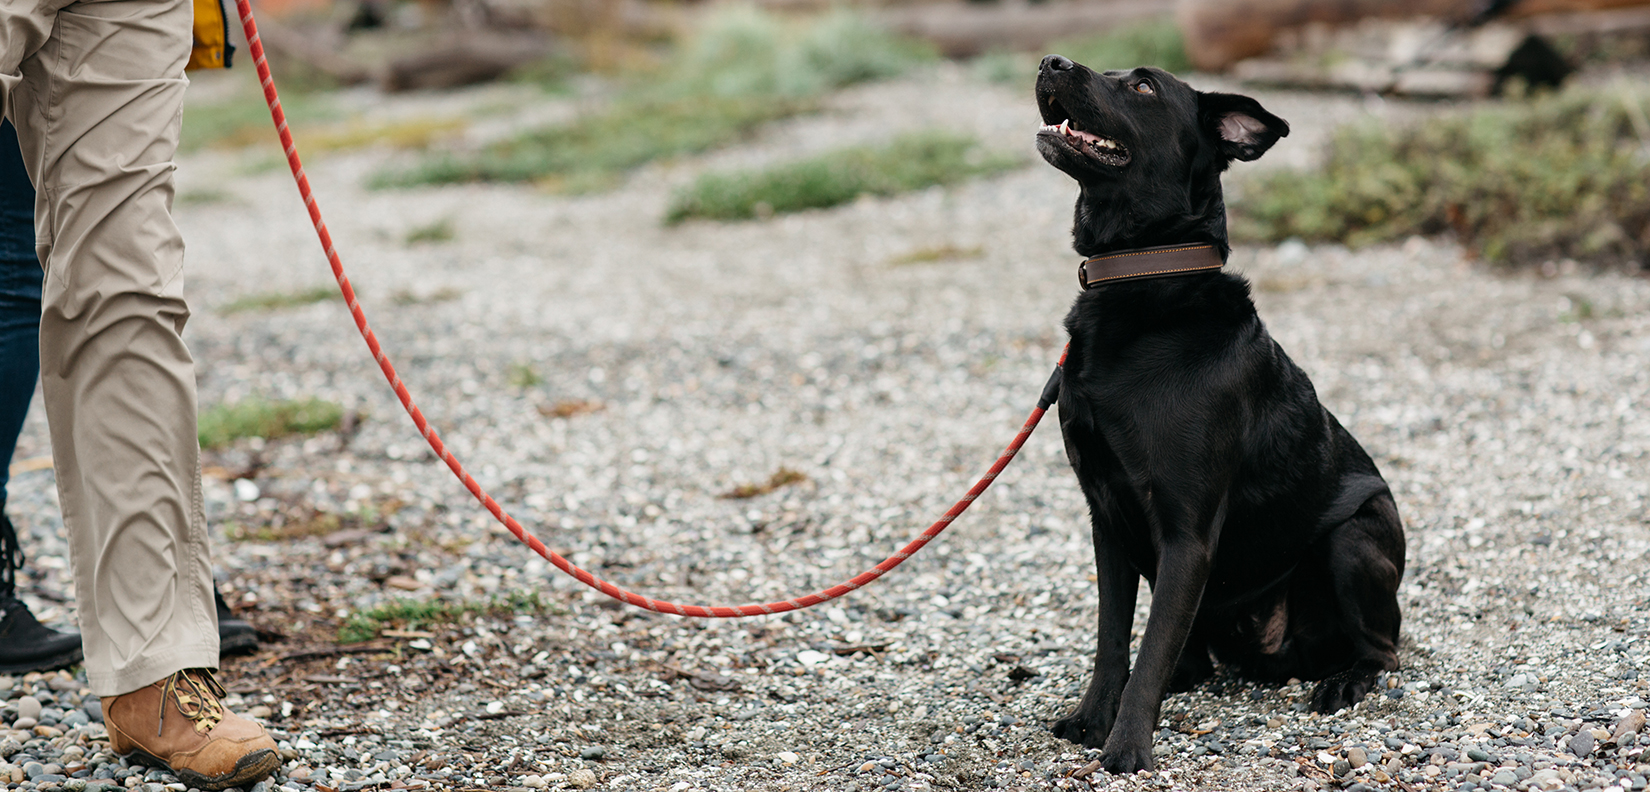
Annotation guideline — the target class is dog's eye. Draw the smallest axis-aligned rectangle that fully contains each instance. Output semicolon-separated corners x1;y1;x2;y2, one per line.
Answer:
1133;80;1154;95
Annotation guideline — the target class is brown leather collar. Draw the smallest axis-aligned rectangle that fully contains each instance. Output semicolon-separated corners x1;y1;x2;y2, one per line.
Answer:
1078;243;1224;290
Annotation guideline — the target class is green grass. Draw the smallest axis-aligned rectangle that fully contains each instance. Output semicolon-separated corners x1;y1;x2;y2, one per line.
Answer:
180;83;336;153
371;95;813;191
405;218;456;245
1053;18;1190;74
665;133;1020;223
220;285;339;314
198;398;346;449
372;7;932;191
1232;84;1650;268
337;590;554;644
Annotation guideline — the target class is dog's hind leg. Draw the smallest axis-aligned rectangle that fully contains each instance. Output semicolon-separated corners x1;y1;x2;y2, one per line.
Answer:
1308;493;1405;713
1051;537;1139;749
1167;625;1214;693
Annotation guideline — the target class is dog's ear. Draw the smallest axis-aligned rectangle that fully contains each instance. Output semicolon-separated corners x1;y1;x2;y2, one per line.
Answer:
1197;91;1289;162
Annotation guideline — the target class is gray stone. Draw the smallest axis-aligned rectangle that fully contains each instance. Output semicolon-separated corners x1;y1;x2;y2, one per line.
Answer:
1492;769;1519;786
1568;733;1595;757
15;697;42;722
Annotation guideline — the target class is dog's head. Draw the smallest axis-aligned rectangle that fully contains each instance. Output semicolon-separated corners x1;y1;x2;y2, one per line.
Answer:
1034;55;1288;254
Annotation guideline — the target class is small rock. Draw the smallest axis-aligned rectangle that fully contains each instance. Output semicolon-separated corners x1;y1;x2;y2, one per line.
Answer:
567;768;597;789
796;650;830;665
246;705;273;719
777;751;799;764
16;696;43;721
1468;748;1491;762
1615;711;1647;742
1346;747;1368;769
579;746;606;761
12;717;37;730
520;775;547;789
1491;769;1518;786
1569;732;1595;756
1333;759;1351;777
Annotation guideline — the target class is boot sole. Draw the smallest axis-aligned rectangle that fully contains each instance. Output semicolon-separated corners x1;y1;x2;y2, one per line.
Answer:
123;746;282;791
0;645;84;674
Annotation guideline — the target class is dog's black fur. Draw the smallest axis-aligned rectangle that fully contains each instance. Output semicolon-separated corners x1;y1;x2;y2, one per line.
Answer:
1034;55;1407;774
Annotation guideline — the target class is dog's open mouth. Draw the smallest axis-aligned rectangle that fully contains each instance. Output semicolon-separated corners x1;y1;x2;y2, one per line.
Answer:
1038;119;1130;167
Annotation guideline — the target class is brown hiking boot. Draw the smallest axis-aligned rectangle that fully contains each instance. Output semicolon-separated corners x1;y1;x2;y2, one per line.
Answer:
102;668;281;791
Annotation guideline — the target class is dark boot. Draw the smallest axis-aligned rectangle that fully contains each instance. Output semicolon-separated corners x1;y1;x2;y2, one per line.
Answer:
215;587;259;656
0;509;83;673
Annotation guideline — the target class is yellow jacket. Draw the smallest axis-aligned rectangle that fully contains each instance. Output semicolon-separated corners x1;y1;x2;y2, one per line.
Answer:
188;0;234;70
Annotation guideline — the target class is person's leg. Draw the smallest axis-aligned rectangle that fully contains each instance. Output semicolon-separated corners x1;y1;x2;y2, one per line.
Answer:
5;0;278;786
0;116;85;674
12;0;218;695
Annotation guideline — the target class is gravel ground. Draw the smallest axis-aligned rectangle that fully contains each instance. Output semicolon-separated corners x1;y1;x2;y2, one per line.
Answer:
3;61;1648;792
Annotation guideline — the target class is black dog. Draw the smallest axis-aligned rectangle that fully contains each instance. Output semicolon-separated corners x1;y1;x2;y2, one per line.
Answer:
1034;55;1407;774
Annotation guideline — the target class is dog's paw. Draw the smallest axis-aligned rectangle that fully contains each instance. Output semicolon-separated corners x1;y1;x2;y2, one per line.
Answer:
1310;667;1378;713
1050;711;1110;749
1099;740;1156;775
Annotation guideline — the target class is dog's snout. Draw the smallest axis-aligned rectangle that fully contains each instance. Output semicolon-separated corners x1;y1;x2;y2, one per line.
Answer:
1040;54;1074;73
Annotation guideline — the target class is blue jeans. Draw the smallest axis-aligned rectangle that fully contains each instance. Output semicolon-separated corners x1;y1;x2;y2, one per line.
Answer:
0;119;41;503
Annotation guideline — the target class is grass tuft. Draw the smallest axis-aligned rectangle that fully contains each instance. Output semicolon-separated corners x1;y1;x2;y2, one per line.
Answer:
720;467;808;500
199;398;346;449
373;8;931;190
373;95;813;191
665;133;1020;223
220;285;339;315
1232;84;1650;268
337;590;553;644
405;218;456;245
888;243;985;266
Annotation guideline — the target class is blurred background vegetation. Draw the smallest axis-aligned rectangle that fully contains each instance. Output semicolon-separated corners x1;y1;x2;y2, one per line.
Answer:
188;0;1650;269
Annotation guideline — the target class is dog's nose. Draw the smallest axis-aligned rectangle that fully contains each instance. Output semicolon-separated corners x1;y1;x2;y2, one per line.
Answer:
1041;54;1074;73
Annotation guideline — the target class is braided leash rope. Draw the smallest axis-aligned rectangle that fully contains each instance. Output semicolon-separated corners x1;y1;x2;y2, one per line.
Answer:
230;0;1064;617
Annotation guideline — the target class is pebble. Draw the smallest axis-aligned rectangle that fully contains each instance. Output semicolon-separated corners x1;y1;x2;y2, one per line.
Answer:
14;698;42;723
1616;711;1647;742
2;57;1650;792
1346;746;1367;769
1569;732;1596;756
567;768;597;789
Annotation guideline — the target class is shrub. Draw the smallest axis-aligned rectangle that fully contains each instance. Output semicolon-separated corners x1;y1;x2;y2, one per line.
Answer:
665;133;1020;223
198;398;345;449
1232;85;1650;268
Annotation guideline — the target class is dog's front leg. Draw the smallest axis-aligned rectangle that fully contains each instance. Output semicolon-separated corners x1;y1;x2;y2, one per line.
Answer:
1100;534;1216;774
1051;538;1138;748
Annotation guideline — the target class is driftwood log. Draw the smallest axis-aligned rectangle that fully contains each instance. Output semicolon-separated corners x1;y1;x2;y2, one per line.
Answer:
1178;0;1650;71
382;34;552;92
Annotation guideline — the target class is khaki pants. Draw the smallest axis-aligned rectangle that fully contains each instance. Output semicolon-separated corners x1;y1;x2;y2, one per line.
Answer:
1;0;218;695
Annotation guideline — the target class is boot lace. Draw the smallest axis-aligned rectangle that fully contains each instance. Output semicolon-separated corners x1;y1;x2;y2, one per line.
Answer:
157;668;228;737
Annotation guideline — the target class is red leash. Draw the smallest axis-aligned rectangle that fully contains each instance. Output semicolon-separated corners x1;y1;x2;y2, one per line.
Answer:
231;0;1064;617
